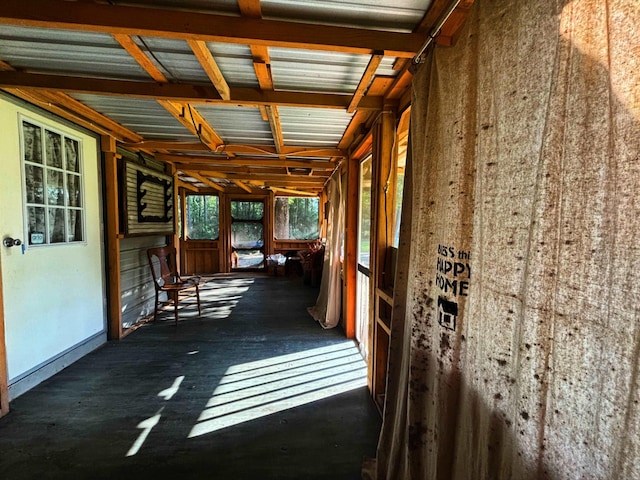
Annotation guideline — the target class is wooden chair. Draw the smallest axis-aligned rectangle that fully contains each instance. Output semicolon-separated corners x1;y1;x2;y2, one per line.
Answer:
147;246;202;326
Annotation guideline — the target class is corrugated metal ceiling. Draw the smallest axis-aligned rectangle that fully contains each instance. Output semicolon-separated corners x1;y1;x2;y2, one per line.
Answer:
0;0;437;192
279;107;353;147
71;94;196;142
270;48;397;94
197;105;273;145
261;0;432;32
114;0;431;32
0;25;149;80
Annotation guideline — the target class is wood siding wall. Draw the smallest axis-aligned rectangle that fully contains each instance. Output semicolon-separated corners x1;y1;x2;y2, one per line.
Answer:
119;235;165;329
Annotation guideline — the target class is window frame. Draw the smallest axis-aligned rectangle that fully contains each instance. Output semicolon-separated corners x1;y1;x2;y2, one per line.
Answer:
19;115;86;248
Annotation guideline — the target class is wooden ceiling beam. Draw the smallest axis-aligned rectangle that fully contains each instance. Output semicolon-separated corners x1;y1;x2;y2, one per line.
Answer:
347;53;384;114
112;34;168;82
339;76;395;151
238;0;283;155
265;105;284;155
192;170;327;183
267;186;318;197
0;71;384;110
124;142;344;158
220;145;345;158
187;40;231;101
38;91;144;142
121;141;210;151
177;180;199;192
110;36;226;151
238;0;262;19
158;100;223;150
181;165;330;177
158;153;336;169
244;179;324;188
1;58;143;142
232;179;253;193
184;172;225;192
0;0;423;57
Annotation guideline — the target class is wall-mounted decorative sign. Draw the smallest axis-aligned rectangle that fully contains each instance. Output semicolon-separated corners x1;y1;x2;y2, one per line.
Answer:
124;161;174;235
136;170;173;223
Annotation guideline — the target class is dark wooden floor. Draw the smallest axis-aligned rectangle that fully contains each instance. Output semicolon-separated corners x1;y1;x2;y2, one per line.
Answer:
0;274;381;480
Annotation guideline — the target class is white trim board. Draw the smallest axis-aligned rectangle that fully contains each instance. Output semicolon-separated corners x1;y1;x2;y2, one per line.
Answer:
8;331;106;401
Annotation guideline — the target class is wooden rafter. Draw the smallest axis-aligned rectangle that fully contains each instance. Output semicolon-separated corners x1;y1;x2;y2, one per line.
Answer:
111;35;225;152
1;59;143;142
157;154;337;169
121;141;210;152
265;186;318;197
0;72;384;110
158;100;223;151
238;0;284;156
244;178;324;189
347;53;384;114
185;172;225;192
187;170;328;184
187;40;231;101
265;105;284;154
177;180;199;192
218;145;345;158
112;34;167;82
238;0;262;18
188;166;325;177
125;143;344;158
0;0;423;57
232;179;253;193
340;76;395;152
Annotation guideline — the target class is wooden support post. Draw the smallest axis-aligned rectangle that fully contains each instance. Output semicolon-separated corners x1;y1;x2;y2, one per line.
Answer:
344;155;359;339
373;110;397;291
368;110;397;393
102;135;123;340
0;253;9;416
219;193;230;273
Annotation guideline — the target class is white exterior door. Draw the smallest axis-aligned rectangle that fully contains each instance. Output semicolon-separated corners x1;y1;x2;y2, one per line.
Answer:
0;96;106;399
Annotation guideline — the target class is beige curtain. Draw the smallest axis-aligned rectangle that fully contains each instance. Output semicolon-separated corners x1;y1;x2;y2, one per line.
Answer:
308;174;344;328
370;1;640;479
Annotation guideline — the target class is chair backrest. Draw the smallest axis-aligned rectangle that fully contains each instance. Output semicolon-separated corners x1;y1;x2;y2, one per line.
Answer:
147;246;178;288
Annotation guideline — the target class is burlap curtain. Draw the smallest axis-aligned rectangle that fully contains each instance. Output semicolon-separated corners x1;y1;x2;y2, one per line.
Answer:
308;173;344;328
369;1;640;478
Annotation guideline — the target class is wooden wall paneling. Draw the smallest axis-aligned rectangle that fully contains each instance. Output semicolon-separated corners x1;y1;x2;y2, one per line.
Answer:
182;241;220;274
102;136;123;340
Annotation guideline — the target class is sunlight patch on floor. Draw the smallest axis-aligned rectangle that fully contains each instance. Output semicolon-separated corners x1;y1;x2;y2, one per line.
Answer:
188;341;367;438
126;407;164;457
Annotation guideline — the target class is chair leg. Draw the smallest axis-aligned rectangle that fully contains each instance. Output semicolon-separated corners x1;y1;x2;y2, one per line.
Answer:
196;285;202;316
153;290;159;322
172;291;179;326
